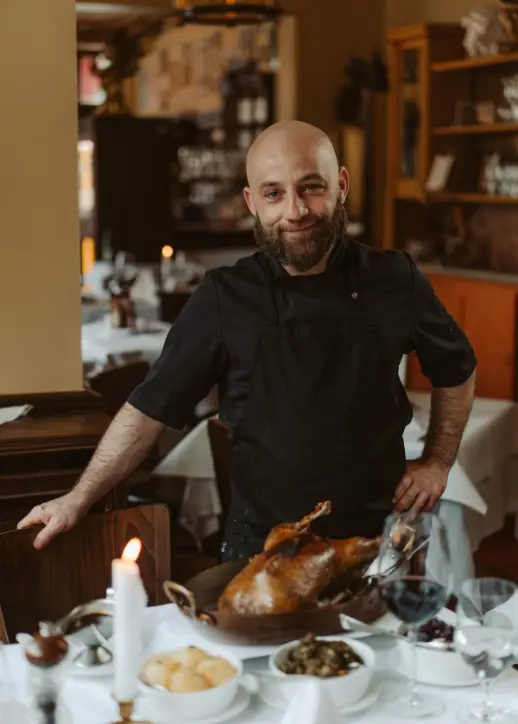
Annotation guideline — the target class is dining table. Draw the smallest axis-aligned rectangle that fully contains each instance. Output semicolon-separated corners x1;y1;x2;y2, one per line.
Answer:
3;603;518;723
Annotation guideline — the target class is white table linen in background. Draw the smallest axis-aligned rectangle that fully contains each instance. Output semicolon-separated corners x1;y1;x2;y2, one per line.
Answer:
408;392;518;550
3;603;518;723
153;418;221;549
81;316;170;366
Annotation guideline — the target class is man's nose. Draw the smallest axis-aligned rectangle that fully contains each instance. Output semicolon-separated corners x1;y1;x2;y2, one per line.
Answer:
284;193;308;222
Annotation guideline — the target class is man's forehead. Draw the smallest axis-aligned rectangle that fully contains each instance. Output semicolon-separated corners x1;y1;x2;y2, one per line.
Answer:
249;144;335;186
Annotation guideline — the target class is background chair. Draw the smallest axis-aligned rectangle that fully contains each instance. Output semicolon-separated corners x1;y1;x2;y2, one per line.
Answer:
87;360;150;417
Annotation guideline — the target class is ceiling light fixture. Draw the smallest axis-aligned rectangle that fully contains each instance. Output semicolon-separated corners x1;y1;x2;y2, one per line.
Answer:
172;0;283;26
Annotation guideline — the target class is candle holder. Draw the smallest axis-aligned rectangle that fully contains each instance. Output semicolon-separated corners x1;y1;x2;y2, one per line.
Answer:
112;699;152;724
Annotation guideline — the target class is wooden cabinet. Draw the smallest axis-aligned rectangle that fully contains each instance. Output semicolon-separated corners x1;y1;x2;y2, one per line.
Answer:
458;279;517;399
0;391;124;534
406;274;517;399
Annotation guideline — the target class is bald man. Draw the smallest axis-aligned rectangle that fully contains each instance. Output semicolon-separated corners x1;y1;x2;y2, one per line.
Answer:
19;121;476;558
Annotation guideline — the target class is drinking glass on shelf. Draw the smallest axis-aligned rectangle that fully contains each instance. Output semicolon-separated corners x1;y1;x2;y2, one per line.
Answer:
455;578;518;724
378;512;453;718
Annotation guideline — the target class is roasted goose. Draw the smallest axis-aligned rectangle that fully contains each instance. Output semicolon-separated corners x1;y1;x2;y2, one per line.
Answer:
218;502;380;615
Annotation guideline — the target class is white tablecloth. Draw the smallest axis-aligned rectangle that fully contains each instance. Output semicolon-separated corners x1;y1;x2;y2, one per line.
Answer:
81;316;170;366
4;603;518;723
407;392;518;550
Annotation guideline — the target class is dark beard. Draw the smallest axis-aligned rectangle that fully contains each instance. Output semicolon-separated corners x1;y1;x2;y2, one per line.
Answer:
253;202;348;273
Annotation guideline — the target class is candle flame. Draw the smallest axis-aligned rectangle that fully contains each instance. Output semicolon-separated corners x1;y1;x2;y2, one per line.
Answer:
122;537;142;563
162;245;174;259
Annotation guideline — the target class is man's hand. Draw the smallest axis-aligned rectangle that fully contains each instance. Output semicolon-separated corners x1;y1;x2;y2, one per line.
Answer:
393;459;449;514
17;492;87;550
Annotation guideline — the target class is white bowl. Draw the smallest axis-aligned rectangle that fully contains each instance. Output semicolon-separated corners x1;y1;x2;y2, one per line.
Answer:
395;611;477;687
139;644;243;722
268;636;375;710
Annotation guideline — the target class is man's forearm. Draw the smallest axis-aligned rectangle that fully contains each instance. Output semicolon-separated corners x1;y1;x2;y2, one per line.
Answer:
422;371;476;471
71;403;164;510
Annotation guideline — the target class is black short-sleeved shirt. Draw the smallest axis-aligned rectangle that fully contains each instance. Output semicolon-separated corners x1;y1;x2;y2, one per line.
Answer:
128;240;477;430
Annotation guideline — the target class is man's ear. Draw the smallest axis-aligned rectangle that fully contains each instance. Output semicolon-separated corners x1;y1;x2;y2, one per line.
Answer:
243;186;256;216
338;167;349;203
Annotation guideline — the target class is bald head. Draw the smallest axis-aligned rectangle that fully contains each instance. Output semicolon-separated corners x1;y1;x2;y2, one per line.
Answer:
243;121;349;275
246;121;339;188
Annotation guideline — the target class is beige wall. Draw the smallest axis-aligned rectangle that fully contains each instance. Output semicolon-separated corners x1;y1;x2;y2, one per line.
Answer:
283;0;385;141
0;0;83;395
386;0;475;28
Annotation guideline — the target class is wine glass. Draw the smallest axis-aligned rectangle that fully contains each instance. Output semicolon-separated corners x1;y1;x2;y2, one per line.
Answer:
378;512;453;718
455;578;518;724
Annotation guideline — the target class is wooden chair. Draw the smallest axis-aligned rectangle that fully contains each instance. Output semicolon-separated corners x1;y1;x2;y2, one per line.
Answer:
87;360;150;416
0;607;8;645
207;417;232;528
0;504;170;642
198;417;233;558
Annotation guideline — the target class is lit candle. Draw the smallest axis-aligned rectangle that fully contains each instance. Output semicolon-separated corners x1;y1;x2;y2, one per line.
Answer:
161;244;174;286
112;538;148;704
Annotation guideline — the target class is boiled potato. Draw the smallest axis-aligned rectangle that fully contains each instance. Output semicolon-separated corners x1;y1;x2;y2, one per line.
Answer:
197;656;237;686
141;655;178;688
168;668;211;693
141;647;236;693
169;645;209;669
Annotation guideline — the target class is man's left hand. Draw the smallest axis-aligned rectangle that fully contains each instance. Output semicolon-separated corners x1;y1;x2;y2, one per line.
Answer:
393;459;449;514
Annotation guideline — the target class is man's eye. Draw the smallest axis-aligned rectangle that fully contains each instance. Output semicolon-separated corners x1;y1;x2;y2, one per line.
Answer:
265;190;280;200
303;184;325;192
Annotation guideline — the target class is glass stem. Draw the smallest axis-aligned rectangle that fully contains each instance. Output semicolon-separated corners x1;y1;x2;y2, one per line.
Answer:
406;627;420;706
480;677;494;721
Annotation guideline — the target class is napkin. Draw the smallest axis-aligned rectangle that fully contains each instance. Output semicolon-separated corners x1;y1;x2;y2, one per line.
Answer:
0;406;32;426
279;678;343;724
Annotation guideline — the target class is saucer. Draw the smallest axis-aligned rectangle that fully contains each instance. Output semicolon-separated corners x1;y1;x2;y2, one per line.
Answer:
388;650;478;688
139;685;251;724
258;677;380;715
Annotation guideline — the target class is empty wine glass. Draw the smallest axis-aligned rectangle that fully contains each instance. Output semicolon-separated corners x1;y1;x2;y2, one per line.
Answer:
455;578;518;724
378;512;453;718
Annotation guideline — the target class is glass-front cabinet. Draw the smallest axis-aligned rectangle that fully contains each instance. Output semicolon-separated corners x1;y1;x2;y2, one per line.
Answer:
387;35;427;200
384;24;464;250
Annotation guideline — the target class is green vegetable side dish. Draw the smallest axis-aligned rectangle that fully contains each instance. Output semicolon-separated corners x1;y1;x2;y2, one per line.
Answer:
278;633;364;678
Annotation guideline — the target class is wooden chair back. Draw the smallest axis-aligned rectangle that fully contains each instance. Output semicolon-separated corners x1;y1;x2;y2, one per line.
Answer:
0;504;170;642
88;361;150;416
207;417;232;521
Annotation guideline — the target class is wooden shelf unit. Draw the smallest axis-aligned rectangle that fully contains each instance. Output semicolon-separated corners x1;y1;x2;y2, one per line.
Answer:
385;21;518;248
384;23;518;400
431;50;518;72
433;122;518;135
428;192;518;204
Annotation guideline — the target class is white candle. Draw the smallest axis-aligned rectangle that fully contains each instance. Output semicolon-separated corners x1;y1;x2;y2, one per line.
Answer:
112;538;148;703
161;245;174;285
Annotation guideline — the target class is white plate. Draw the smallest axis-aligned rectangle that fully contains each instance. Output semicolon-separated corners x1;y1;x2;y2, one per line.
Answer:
258;677;380;715
388;650;478;688
345;606;458;639
67;656;114;678
139;685;251;724
1;699;33;723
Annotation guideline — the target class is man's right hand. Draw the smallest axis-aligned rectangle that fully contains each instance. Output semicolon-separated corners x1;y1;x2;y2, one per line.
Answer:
17;492;87;550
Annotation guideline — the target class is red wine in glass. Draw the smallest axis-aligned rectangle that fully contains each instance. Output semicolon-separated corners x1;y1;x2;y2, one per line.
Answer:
380;576;449;626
